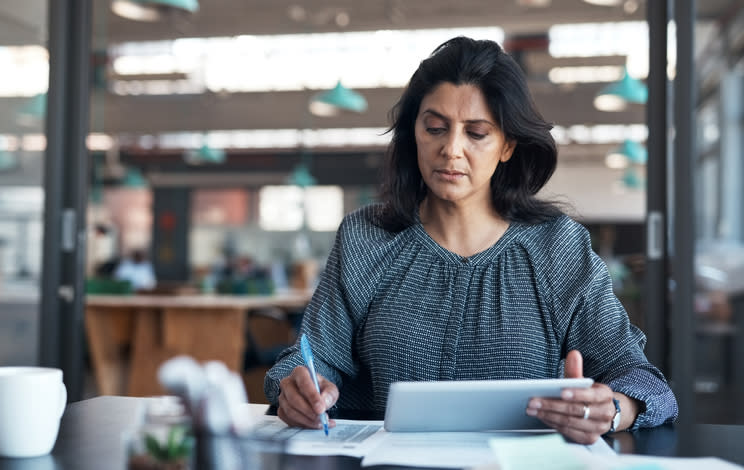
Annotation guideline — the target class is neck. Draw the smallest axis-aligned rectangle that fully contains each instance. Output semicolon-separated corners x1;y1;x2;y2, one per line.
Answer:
419;198;509;257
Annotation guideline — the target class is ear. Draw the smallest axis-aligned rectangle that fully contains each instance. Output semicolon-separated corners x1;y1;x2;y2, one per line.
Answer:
499;138;516;163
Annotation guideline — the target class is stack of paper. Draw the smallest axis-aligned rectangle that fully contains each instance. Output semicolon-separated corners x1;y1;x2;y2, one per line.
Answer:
242;407;743;470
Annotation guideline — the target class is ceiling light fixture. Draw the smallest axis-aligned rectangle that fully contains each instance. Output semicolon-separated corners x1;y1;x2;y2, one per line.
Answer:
309;81;368;117
122;167;148;187
582;0;623;6
111;0;199;22
287;162;317;187
183;143;226;165
0;150;19;172
16;93;46;126
605;152;629;170
593;67;647;112
613;139;648;164
605;139;647;169
621;167;644;189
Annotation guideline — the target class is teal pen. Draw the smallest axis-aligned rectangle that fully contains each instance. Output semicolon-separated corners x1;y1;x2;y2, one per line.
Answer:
300;334;329;436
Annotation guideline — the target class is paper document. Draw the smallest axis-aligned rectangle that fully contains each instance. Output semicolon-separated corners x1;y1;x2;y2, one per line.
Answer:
250;415;385;457
489;434;586;470
361;431;499;468
361;430;568;468
483;434;743;470
600;455;743;470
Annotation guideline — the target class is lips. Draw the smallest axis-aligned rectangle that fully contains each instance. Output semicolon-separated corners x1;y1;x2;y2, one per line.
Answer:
436;169;465;176
433;169;466;182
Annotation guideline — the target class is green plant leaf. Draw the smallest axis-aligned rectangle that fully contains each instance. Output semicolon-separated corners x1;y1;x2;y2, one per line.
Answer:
166;426;184;459
174;435;195;459
144;434;167;461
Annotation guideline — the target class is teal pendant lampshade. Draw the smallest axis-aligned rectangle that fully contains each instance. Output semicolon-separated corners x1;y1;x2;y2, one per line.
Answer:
16;93;46;126
184;143;226;165
287;162;317;187
122;167;148;187
621;167;644;189
605;139;647;168
594;68;648;111
617;139;647;164
309;81;368;117
111;0;199;21
0;150;18;172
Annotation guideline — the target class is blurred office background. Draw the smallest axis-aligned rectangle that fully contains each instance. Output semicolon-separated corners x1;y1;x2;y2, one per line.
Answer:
0;0;742;423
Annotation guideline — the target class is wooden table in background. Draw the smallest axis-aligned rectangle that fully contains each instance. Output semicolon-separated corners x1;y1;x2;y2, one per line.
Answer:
84;290;312;397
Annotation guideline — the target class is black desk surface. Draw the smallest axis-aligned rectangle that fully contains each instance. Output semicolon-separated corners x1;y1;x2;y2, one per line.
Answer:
0;396;742;469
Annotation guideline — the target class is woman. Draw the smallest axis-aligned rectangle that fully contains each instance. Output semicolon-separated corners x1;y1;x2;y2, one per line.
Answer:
265;36;678;444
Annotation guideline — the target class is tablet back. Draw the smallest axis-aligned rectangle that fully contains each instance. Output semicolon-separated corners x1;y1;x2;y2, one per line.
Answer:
383;378;593;432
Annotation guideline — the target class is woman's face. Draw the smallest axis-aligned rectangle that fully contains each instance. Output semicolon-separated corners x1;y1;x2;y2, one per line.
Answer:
415;82;514;208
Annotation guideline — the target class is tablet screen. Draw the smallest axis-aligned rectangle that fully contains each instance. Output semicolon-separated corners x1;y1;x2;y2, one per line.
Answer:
384;378;594;432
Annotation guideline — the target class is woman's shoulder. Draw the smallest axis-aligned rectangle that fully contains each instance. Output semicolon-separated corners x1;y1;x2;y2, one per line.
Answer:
337;204;413;254
340;204;394;238
516;214;589;252
510;215;595;281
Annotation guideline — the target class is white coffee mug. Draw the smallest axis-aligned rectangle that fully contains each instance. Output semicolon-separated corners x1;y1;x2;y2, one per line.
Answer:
0;367;67;458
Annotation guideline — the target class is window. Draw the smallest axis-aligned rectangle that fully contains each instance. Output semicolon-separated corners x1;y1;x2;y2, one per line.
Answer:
259;185;343;232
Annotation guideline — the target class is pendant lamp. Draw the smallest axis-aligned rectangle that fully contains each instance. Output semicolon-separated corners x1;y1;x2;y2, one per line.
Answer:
605;139;647;168
287;161;317;187
621;167;644;190
594;68;647;112
122;167;148;187
0;150;18;172
183;143;226;165
16;93;46;126
111;0;198;22
309;81;368;117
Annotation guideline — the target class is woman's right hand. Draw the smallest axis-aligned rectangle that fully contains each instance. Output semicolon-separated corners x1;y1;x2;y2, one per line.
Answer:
277;365;339;429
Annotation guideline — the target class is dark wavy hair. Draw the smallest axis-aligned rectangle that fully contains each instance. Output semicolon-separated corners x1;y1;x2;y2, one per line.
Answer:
376;36;563;232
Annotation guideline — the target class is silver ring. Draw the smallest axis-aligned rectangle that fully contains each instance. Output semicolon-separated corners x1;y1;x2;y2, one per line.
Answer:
582;405;591;420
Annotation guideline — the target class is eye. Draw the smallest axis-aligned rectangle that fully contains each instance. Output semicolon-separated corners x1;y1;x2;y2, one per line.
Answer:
426;127;446;135
468;131;486;140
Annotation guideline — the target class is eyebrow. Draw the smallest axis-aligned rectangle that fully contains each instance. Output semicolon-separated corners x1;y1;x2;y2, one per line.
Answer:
420;109;496;127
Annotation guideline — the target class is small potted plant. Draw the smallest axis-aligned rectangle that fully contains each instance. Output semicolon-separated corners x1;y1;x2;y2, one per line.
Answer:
128;423;194;470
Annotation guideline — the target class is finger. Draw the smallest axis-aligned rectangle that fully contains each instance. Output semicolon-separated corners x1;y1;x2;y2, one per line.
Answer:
561;383;614;404
318;376;340;410
531;406;607;443
552;423;602;445
277;400;321;429
531;397;615;424
278;390;322;429
565;350;583;378
279;367;323;423
294;366;328;416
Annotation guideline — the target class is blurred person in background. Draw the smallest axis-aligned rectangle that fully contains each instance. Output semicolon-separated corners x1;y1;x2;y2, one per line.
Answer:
114;248;156;291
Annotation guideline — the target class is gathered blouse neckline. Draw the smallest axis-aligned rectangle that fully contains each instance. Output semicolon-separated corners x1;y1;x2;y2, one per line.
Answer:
410;211;522;266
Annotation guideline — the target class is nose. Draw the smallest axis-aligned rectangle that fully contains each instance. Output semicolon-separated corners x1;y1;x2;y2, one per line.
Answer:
440;129;465;159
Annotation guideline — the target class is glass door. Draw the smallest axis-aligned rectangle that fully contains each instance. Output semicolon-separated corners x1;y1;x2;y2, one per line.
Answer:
0;1;48;366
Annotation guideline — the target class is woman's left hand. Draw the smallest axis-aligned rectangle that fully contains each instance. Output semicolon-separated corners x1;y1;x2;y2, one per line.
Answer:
525;350;616;444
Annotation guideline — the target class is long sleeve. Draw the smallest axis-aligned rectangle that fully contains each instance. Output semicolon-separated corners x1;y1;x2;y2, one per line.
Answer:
536;216;678;428
264;206;399;407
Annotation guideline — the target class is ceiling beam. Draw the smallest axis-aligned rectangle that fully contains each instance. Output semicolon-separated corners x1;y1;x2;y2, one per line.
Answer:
102;0;644;43
95;82;643;134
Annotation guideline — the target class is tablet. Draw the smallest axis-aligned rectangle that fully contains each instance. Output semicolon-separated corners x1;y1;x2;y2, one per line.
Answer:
383;378;594;432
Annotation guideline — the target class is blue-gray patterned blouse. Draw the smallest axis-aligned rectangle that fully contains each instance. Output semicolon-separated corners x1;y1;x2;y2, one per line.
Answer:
264;205;678;428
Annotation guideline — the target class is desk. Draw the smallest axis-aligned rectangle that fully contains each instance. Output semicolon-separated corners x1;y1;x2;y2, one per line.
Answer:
0;397;741;470
85;290;312;397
